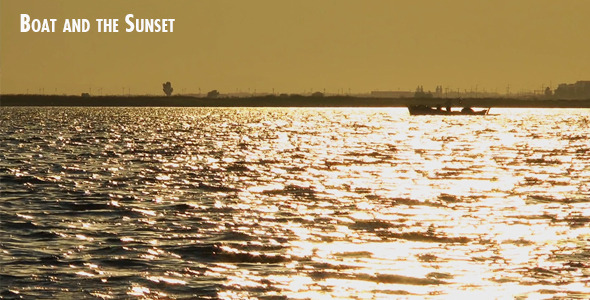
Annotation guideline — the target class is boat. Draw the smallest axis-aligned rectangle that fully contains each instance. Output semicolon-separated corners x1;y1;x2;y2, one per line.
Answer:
408;105;490;116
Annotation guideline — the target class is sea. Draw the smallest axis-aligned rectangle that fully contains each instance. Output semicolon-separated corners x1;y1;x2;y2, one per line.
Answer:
1;107;589;299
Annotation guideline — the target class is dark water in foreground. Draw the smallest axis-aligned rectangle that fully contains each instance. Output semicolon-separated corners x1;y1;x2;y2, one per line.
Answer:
1;107;589;299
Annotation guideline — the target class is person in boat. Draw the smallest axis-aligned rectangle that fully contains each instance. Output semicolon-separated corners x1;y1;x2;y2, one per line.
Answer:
445;100;452;112
461;107;474;113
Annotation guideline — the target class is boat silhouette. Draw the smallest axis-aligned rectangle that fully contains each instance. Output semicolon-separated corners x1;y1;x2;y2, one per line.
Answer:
408;105;490;115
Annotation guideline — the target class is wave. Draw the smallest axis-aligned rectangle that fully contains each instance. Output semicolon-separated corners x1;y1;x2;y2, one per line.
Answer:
262;184;317;198
197;182;240;192
310;271;448;285
387;197;445;207
170;243;292;264
381;231;471;243
59;201;111;211
0;174;53;185
100;258;151;268
349;220;401;231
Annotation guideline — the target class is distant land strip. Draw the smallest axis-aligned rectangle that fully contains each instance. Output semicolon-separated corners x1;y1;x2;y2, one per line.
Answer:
1;95;590;108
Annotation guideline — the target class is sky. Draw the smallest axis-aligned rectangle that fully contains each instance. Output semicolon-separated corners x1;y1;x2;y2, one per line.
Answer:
1;0;589;96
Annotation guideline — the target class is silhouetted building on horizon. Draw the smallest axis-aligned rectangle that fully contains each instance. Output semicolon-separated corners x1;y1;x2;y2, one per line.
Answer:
435;85;443;98
554;81;590;99
207;90;220;98
414;86;433;98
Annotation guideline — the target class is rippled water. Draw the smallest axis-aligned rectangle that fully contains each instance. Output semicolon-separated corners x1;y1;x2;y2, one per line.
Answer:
1;107;589;299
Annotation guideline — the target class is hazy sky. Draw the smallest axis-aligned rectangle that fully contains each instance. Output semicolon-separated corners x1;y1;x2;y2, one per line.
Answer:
1;0;589;95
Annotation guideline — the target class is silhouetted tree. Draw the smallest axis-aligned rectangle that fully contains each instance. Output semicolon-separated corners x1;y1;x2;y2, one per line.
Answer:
207;90;220;98
311;91;324;97
163;82;173;96
544;87;552;97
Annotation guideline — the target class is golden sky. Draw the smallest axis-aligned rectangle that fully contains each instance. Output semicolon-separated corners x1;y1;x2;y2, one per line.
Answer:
1;0;589;95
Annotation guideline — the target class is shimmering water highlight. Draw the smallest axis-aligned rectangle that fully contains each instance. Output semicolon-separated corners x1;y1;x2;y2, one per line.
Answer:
1;107;589;299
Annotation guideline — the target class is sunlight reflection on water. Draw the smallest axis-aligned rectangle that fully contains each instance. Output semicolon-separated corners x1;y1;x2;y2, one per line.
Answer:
0;107;589;298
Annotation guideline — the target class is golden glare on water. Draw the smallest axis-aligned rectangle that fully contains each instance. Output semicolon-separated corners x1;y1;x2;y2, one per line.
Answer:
0;107;589;298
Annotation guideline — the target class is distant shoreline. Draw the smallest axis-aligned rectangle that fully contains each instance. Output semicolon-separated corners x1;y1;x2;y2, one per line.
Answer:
2;94;589;108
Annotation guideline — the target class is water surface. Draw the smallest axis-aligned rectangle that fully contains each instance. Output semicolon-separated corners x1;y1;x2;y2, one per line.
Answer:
1;107;589;298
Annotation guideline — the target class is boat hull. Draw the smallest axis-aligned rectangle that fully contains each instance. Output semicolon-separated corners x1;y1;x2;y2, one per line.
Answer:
408;106;489;116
